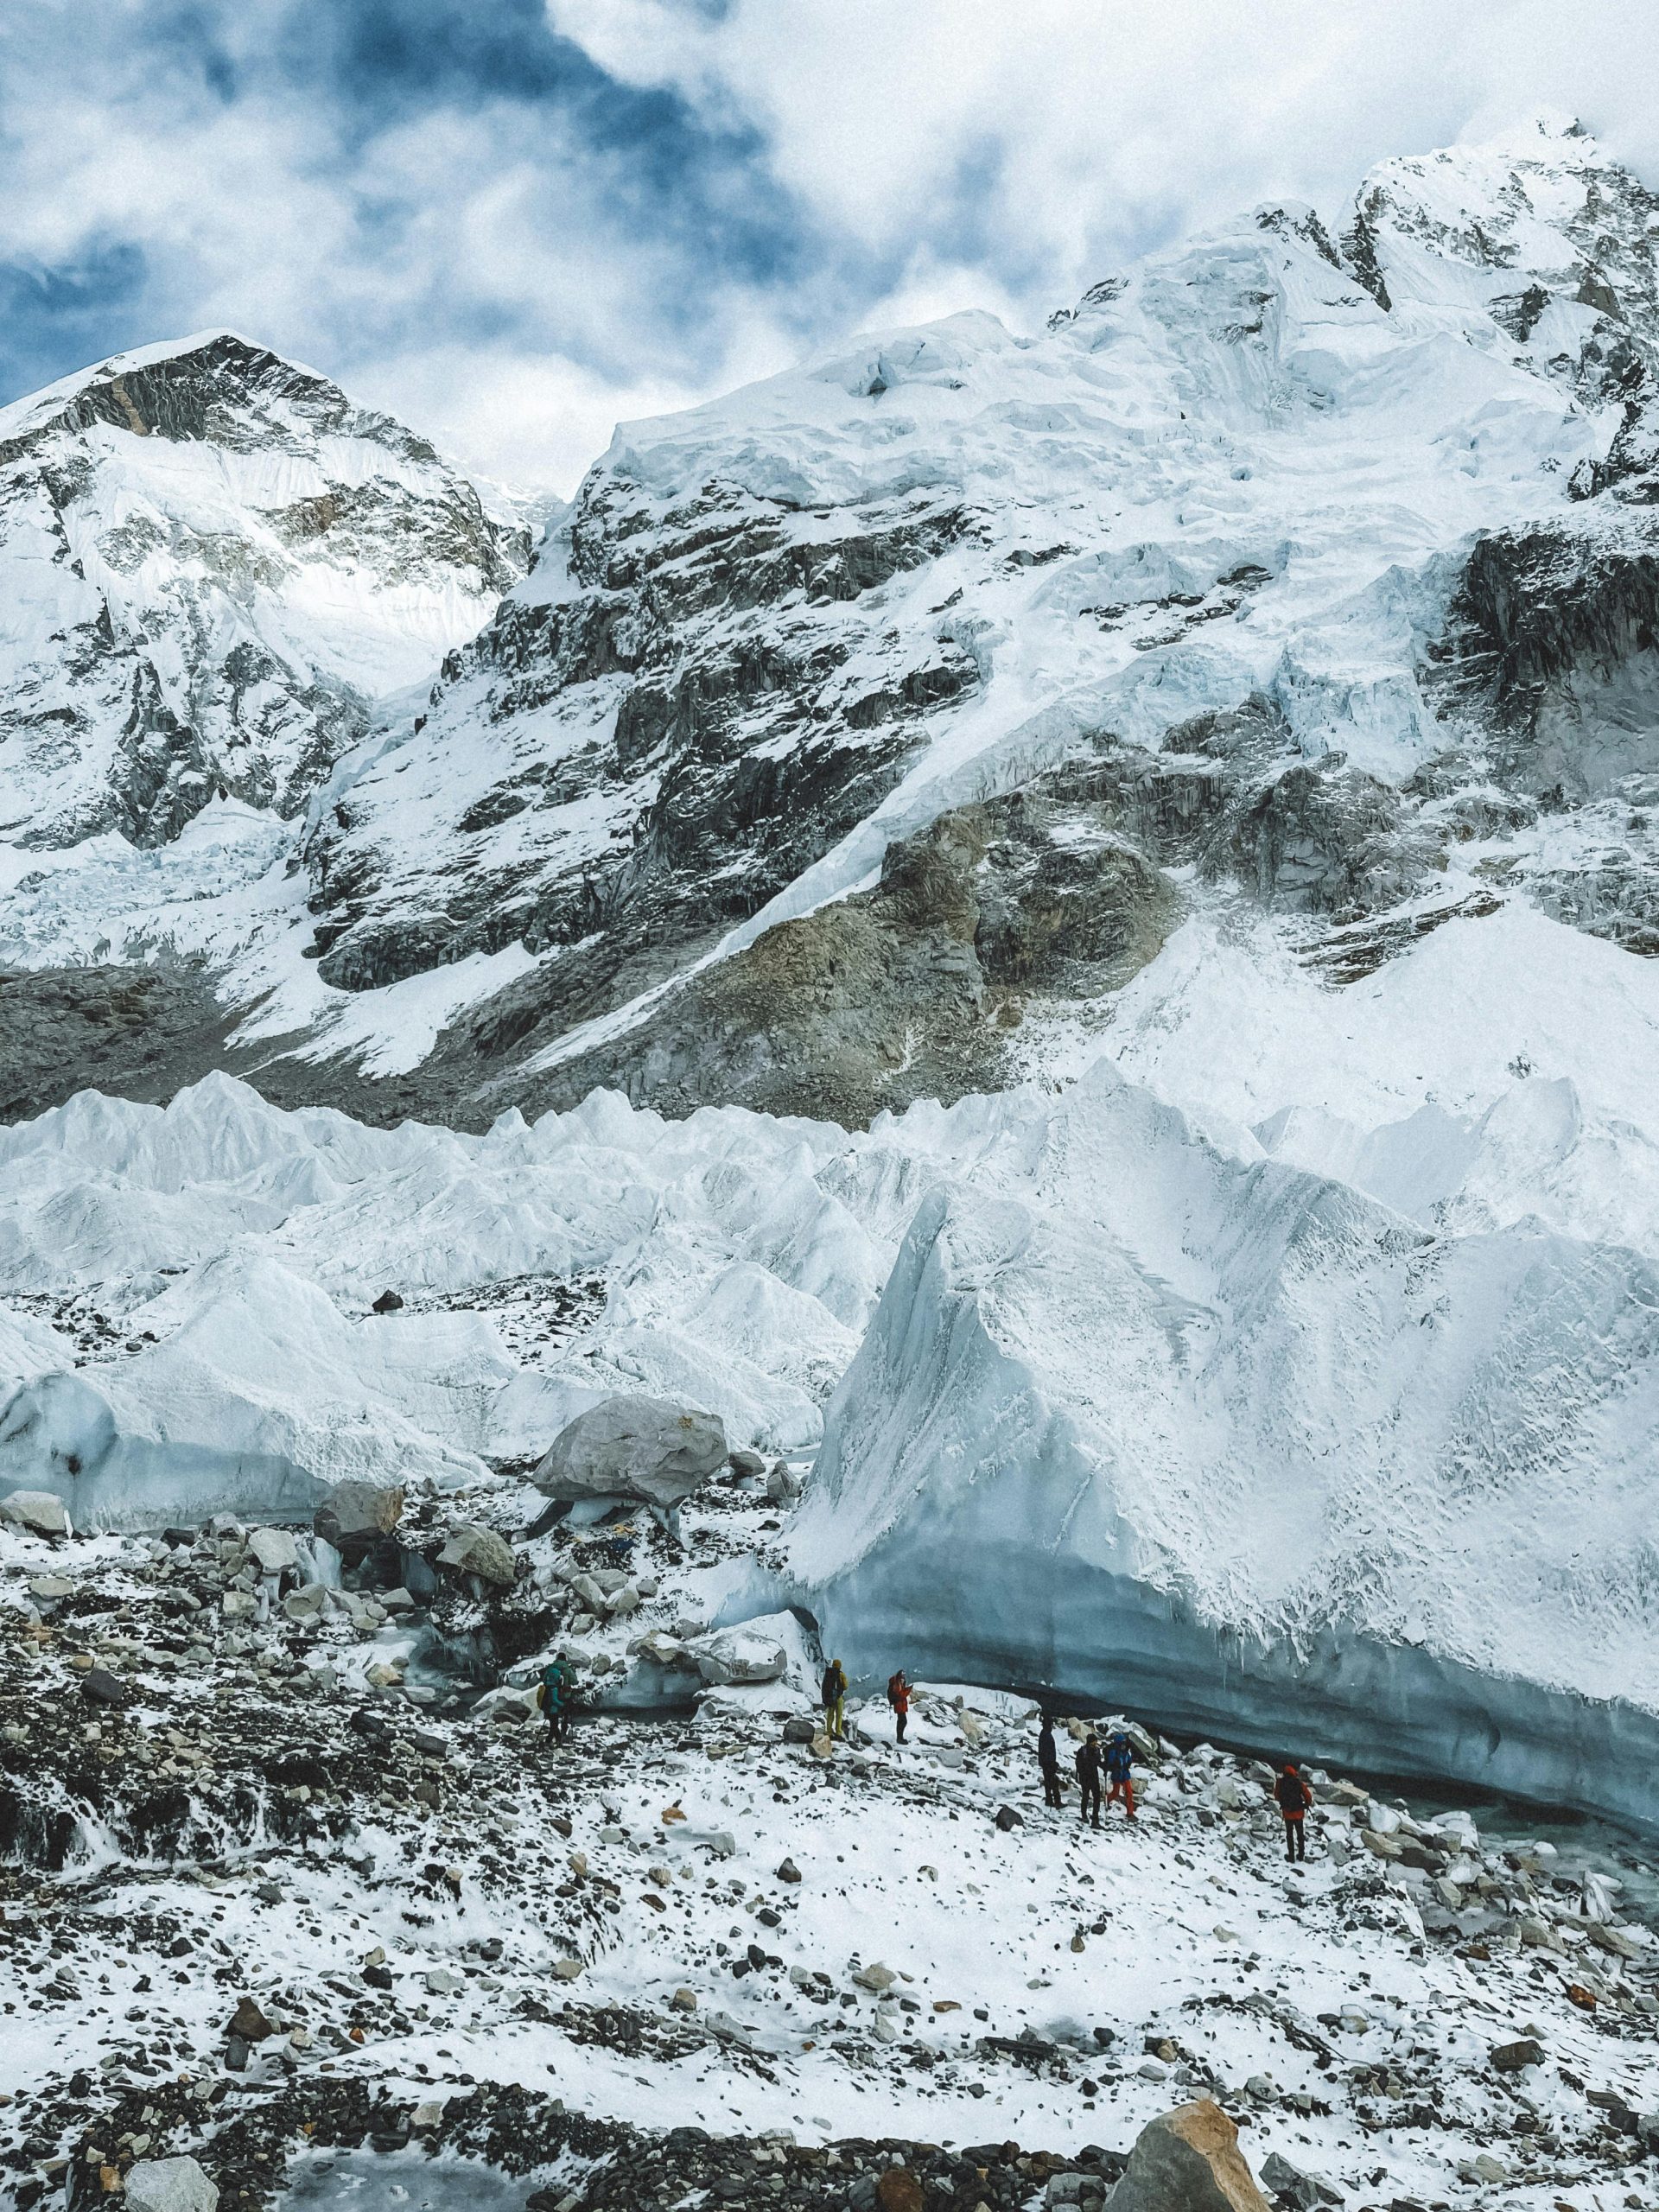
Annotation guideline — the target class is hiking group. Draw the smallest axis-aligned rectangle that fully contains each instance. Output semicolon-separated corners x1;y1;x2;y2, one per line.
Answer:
828;1665;1319;1863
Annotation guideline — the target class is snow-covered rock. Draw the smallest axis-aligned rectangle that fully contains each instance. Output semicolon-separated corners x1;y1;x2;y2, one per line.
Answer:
123;2158;218;2212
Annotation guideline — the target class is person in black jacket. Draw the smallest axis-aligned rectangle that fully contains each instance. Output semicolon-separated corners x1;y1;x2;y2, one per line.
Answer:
1274;1761;1313;1860
1037;1714;1063;1808
1075;1731;1103;1828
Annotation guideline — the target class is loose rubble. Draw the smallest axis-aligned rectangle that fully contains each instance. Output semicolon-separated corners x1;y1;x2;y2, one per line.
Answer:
3;1481;1659;2212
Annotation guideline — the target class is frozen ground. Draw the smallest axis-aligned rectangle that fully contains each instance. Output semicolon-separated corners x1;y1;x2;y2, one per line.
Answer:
3;1495;1658;2211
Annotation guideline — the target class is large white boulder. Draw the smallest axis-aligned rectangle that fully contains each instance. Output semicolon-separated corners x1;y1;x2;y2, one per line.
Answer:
124;2157;219;2212
533;1394;728;1507
687;1624;790;1688
0;1487;71;1537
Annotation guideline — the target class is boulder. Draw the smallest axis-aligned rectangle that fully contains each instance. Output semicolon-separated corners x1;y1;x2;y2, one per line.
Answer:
533;1395;728;1509
247;1528;298;1575
0;1488;71;1537
688;1625;789;1687
728;1449;767;1480
1108;2098;1270;2212
315;1480;403;1542
1490;2037;1544;2073
124;2158;219;2212
437;1523;517;1586
766;1460;803;1503
371;1290;404;1313
228;1995;275;2042
1259;2152;1344;2209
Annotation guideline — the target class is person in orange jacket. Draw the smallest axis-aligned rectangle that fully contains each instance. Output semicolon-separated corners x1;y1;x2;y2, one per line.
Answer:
1275;1761;1313;1860
887;1669;912;1743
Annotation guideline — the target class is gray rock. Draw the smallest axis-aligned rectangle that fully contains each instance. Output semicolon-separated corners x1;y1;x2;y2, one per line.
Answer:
247;1527;298;1575
124;2158;219;2212
1260;2152;1344;2208
534;1395;728;1508
1490;2037;1544;2073
315;1479;404;1540
437;1523;517;1586
728;1448;767;1479
766;1461;803;1503
1108;2099;1270;2212
0;1488;71;1537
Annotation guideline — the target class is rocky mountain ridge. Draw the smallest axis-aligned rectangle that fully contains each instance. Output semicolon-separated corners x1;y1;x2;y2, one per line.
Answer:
0;329;528;857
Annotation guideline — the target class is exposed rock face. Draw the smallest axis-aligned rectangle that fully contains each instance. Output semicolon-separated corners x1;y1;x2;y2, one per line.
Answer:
505;774;1180;1123
1107;2099;1269;2212
0;331;524;854
302;480;979;1013
534;1395;729;1508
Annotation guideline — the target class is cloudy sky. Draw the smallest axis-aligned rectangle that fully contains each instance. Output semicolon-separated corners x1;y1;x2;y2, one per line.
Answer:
3;1;1657;493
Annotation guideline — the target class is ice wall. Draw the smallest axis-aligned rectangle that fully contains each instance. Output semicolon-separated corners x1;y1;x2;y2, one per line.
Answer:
789;1065;1659;1826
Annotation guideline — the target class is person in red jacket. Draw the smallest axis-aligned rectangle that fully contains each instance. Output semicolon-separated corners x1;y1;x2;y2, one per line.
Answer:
887;1669;912;1743
1275;1762;1313;1860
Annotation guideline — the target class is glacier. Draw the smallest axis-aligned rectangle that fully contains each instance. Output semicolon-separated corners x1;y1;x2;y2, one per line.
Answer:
788;1063;1659;1830
3;1058;1657;1825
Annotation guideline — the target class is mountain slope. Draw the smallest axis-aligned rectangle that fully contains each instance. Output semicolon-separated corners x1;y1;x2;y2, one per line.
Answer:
249;115;1655;1128
0;329;526;855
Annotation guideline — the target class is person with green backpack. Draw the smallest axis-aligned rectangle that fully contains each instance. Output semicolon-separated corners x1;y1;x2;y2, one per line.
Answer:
538;1653;575;1743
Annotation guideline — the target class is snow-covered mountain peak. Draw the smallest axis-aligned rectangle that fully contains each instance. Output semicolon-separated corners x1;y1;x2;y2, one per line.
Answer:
1349;116;1659;371
0;331;528;854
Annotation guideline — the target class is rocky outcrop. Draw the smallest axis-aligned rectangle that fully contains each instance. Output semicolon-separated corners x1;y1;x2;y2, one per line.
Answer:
1431;524;1659;799
499;772;1180;1124
302;477;981;1009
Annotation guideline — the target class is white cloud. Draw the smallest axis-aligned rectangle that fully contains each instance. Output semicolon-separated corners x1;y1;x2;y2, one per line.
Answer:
3;2;1658;498
548;1;1659;315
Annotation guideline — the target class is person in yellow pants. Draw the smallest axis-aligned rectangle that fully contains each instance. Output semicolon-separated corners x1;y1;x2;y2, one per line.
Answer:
820;1657;848;1738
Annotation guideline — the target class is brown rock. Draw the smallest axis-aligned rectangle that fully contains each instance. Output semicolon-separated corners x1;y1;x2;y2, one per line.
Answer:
1108;2098;1269;2212
1491;2037;1544;2072
874;2170;924;2212
228;1996;275;2043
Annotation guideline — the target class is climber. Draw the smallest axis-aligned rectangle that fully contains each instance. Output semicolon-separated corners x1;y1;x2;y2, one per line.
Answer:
887;1668;912;1744
1037;1713;1064;1808
1104;1727;1137;1820
537;1655;566;1744
1275;1760;1313;1860
1075;1729;1103;1829
821;1657;848;1740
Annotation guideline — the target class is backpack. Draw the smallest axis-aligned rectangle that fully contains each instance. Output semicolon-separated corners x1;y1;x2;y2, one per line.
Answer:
887;1673;906;1707
1105;1736;1133;1779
